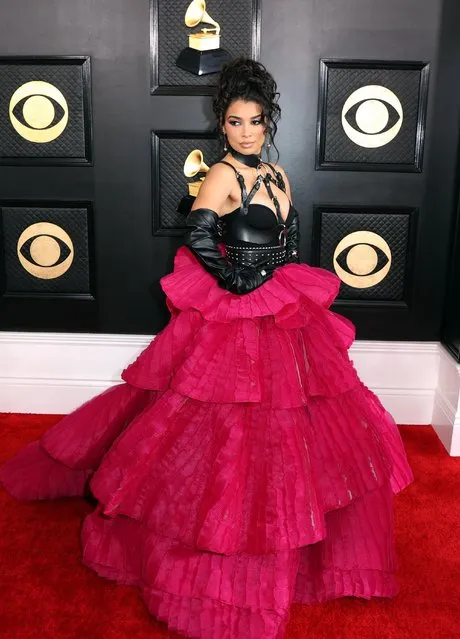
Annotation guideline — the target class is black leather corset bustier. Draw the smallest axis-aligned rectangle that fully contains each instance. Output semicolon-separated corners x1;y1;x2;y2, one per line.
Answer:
220;203;293;268
217;159;293;269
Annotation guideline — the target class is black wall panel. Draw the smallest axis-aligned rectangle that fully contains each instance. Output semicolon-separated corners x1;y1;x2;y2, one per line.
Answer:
427;0;460;356
0;0;458;340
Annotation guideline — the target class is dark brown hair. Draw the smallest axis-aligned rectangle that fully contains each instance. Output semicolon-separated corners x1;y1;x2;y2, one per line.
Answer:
212;57;281;158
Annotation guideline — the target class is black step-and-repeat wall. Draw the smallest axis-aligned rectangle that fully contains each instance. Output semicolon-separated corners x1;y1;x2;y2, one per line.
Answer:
0;0;459;339
431;0;460;359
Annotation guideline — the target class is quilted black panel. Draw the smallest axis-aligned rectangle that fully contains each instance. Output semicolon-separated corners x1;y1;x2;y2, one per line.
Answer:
317;208;414;302
155;0;256;88
0;58;91;163
318;62;428;168
1;205;93;297
153;134;221;233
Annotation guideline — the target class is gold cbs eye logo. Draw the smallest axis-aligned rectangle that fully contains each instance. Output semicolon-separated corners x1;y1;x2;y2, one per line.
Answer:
333;231;392;289
9;81;69;143
17;222;74;279
341;85;403;148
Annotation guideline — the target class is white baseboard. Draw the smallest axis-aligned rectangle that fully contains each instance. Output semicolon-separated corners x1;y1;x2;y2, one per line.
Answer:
432;345;460;456
0;331;440;424
348;340;439;425
0;332;147;415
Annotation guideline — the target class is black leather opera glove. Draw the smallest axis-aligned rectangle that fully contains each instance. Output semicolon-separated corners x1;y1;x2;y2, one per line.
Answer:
184;208;273;295
286;208;300;263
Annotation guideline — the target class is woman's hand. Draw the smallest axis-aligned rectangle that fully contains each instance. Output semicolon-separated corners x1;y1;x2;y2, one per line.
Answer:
185;208;272;295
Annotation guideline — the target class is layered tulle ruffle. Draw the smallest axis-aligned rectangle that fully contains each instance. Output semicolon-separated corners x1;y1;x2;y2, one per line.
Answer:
82;480;398;639
0;246;413;639
123;247;359;406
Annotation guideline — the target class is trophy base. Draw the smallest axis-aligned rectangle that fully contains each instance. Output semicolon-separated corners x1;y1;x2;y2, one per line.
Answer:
177;194;196;216
176;47;231;76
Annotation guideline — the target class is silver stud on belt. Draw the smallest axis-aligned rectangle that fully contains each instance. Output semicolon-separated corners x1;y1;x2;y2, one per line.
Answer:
225;245;285;250
225;244;287;269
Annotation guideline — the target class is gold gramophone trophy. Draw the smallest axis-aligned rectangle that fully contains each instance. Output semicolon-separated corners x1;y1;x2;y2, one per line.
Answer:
175;0;231;76
177;149;210;215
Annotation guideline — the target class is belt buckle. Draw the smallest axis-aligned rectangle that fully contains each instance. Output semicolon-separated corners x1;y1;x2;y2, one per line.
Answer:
278;224;287;247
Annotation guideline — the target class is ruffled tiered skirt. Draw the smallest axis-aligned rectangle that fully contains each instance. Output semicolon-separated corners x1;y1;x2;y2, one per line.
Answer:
0;247;413;639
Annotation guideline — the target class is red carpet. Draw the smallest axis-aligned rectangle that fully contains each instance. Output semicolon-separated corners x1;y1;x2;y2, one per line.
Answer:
0;414;458;639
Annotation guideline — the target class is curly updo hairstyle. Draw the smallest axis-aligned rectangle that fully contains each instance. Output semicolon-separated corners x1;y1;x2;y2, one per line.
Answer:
212;57;281;160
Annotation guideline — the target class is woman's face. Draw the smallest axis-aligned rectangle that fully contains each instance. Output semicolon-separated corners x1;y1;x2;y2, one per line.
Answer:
222;99;267;155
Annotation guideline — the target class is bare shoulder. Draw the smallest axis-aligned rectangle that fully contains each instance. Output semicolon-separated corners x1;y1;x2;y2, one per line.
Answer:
270;163;293;201
264;161;287;180
199;162;237;191
272;163;288;179
191;161;236;215
210;161;233;174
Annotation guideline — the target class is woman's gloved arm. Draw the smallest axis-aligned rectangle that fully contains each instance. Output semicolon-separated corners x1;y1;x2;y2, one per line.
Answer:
285;208;300;263
270;165;299;264
184;207;273;295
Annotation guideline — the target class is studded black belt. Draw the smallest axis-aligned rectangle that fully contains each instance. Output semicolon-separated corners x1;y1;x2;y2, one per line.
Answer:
225;244;287;269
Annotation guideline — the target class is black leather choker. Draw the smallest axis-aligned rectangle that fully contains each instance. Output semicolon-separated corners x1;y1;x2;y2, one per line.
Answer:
228;146;261;169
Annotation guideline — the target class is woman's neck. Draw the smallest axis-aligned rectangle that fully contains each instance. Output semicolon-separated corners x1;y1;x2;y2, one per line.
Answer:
228;145;261;169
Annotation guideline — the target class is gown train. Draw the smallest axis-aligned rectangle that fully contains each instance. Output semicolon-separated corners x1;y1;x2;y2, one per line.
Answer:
0;247;413;639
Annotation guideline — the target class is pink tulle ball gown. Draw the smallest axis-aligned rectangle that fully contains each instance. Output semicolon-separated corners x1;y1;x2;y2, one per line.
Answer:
0;246;413;639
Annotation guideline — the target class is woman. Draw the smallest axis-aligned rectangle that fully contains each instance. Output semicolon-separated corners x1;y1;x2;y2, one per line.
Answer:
0;58;413;639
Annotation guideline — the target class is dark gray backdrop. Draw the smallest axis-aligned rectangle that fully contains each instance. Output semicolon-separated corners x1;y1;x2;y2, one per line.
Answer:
0;0;459;340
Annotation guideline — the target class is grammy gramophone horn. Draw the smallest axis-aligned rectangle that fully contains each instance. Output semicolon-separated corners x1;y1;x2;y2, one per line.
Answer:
183;149;210;178
176;0;230;75
184;0;220;35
